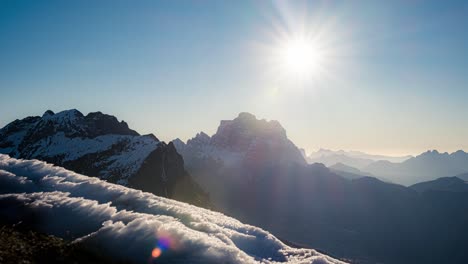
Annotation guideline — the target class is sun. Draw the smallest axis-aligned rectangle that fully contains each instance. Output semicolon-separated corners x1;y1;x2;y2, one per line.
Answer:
255;1;347;87
279;37;324;78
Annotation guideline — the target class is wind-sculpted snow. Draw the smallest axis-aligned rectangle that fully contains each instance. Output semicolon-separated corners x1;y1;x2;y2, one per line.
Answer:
0;155;344;264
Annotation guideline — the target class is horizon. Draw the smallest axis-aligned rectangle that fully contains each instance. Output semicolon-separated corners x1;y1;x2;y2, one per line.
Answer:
1;0;467;156
1;108;465;157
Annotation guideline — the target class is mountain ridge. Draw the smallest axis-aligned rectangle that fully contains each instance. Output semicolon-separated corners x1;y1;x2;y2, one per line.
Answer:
363;149;468;185
0;109;210;207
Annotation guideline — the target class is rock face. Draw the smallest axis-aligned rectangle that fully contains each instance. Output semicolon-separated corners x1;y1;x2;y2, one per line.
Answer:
175;112;306;169
0;109;209;207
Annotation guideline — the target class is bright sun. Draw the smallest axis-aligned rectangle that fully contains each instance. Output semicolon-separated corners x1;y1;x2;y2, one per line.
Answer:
279;37;324;79
257;2;344;86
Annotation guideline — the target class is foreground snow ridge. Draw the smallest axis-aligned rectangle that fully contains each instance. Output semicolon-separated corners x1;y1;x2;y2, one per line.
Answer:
0;154;344;264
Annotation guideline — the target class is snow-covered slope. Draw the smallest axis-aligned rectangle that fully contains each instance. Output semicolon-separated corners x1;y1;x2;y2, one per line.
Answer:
0;109;210;207
0;154;344;264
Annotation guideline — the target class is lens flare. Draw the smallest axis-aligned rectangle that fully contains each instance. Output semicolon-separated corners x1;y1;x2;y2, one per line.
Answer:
150;230;180;260
157;236;171;251
151;248;162;258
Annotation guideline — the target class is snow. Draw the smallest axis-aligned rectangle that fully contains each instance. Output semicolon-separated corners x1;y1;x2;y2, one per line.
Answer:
24;132;159;180
0;154;345;264
101;134;160;180
0;130;28;154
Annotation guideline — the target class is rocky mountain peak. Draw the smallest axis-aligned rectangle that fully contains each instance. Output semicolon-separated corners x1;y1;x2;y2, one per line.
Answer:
212;112;288;151
83;111;138;137
237;112;257;121
177;113;306;169
190;132;211;143
42;110;55;117
454;150;467;154
30;109;138;139
42;109;84;122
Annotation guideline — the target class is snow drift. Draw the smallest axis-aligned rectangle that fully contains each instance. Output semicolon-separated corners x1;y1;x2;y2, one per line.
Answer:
0;154;344;264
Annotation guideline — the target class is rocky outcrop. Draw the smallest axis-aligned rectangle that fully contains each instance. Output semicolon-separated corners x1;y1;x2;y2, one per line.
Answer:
129;142;209;206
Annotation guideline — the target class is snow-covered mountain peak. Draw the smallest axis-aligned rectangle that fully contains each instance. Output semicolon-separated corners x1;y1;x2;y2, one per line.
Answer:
42;109;84;122
0;110;210;207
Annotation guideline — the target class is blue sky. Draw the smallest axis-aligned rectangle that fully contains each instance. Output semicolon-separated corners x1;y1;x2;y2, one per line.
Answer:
1;0;467;155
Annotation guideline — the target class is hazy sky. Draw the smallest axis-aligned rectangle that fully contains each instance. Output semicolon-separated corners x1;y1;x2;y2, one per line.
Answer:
1;0;467;156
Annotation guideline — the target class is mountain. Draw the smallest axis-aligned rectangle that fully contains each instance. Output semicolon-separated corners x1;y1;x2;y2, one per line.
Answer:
173;112;306;213
329;163;372;180
307;149;412;169
175;112;306;168
0;154;344;264
456;172;468;181
307;151;374;169
411;176;468;193
0;109;209;207
363;150;468;186
174;113;468;264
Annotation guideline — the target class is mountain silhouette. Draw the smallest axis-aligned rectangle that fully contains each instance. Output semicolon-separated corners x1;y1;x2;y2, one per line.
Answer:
173;113;468;264
364;150;468;185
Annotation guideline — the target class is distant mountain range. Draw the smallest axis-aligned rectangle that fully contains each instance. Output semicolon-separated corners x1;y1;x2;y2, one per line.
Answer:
0;109;210;207
363;150;468;185
307;148;468;186
173;113;468;264
411;176;468;193
307;149;412;169
328;163;373;180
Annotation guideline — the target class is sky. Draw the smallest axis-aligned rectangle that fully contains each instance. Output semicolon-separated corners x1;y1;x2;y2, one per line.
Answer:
0;0;467;156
